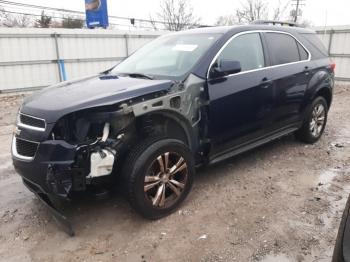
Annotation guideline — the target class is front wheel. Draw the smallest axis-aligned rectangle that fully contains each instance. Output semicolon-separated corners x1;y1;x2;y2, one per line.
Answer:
296;96;328;143
122;138;195;219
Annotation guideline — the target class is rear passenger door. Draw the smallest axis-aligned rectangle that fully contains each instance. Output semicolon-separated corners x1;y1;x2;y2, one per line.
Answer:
263;32;312;129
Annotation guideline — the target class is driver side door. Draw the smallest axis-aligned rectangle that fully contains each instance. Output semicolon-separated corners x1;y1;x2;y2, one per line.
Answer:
207;32;275;156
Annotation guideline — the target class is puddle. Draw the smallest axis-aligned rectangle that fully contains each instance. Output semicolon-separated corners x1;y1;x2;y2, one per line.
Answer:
260;254;292;262
318;168;350;229
335;126;350;139
318;169;339;189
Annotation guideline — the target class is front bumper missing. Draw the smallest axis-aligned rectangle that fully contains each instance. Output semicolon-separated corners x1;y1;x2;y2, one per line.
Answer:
13;138;115;235
22;178;74;236
13;139;89;236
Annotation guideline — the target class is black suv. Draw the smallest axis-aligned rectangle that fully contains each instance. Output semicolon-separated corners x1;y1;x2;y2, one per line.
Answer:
12;23;334;230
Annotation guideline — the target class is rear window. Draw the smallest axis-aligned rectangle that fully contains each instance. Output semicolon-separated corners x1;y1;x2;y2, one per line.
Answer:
297;42;309;60
265;33;300;66
300;33;328;57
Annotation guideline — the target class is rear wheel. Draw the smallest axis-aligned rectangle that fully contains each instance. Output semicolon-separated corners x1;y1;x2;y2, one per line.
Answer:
122;138;195;219
296;96;328;143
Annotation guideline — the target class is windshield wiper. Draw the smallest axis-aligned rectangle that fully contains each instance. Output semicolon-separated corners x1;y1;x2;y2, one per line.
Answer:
125;73;154;80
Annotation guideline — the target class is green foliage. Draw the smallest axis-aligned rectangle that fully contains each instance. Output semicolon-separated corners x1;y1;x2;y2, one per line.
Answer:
61;16;85;29
35;10;52;28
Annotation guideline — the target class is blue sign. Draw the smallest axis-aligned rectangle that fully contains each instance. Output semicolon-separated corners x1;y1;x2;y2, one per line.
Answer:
85;0;109;28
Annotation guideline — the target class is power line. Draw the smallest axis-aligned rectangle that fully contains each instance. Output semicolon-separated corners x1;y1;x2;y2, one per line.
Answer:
2;10;82;21
0;0;85;15
0;1;165;30
0;0;194;27
0;9;159;30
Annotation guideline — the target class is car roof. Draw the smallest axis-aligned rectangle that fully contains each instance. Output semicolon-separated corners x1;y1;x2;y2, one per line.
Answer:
177;24;315;35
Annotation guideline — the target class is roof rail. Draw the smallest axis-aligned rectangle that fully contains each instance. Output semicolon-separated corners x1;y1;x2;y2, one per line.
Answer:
251;20;298;27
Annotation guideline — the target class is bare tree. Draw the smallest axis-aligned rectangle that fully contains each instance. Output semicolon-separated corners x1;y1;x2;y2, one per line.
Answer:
215;0;291;26
215;14;239;26
148;16;159;30
0;7;32;27
60;16;84;29
35;10;52;28
272;0;291;20
151;0;200;31
236;0;268;22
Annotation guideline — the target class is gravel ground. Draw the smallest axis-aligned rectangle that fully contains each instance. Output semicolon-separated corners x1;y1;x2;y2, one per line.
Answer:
0;85;350;262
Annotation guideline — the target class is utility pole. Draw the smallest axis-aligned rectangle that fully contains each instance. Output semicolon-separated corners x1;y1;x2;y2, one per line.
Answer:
291;0;305;23
294;0;300;22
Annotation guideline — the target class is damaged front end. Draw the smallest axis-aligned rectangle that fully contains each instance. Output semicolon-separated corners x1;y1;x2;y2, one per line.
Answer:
12;106;136;234
12;74;207;235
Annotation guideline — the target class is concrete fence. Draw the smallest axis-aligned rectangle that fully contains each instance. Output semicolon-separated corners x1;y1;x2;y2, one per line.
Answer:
315;25;350;82
0;28;163;93
0;26;349;93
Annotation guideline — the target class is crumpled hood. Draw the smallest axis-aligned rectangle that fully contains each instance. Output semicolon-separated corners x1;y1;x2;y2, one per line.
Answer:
21;75;173;123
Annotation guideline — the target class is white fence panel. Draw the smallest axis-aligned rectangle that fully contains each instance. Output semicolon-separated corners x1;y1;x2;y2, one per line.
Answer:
65;61;117;80
0;28;163;93
1;26;349;93
315;25;350;82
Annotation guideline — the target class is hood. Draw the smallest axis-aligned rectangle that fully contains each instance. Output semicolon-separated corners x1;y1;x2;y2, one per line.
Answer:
21;75;174;123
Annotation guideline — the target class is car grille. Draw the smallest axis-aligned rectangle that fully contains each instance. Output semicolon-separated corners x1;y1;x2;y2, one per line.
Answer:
19;113;46;130
15;138;38;158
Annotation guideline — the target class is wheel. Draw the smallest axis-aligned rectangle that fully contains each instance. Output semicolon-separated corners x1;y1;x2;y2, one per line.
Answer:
296;96;328;144
122;138;195;219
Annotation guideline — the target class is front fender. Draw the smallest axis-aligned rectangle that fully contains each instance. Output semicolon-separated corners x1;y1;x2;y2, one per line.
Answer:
135;109;198;152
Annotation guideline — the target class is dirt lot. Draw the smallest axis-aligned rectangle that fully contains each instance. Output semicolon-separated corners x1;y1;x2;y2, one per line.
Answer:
0;85;350;262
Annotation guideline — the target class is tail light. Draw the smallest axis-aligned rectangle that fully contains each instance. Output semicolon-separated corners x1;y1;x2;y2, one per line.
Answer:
330;63;336;72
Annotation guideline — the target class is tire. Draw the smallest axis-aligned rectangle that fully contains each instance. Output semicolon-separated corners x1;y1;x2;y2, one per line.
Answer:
332;194;350;262
122;138;195;219
295;96;328;144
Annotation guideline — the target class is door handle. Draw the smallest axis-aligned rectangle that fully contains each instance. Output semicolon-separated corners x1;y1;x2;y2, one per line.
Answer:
260;77;272;88
304;66;310;75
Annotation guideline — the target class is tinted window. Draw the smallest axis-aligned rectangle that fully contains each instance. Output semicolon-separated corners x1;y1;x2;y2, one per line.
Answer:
265;33;300;65
301;33;328;57
216;33;265;72
297;42;309;60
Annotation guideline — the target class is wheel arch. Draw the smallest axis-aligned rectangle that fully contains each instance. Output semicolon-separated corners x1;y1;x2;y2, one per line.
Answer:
313;86;332;109
307;69;333;109
135;110;198;152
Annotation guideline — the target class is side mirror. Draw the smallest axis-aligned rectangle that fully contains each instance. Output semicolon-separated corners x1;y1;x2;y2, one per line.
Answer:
210;60;241;78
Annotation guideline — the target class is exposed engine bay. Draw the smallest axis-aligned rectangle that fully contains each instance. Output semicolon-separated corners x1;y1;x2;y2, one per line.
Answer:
39;74;206;200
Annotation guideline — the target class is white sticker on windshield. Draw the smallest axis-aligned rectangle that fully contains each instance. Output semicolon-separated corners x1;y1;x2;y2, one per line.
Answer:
172;44;198;52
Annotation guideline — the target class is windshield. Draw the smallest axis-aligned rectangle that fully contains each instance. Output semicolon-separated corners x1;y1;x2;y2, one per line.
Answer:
112;33;220;79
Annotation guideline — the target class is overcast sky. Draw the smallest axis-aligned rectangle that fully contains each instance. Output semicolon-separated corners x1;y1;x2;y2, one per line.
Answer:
4;0;350;27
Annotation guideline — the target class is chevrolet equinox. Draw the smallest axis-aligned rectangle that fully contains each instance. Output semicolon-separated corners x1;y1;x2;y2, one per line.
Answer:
12;22;335;233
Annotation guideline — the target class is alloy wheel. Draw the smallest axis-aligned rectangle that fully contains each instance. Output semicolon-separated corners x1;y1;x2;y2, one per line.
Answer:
310;103;326;137
144;152;188;208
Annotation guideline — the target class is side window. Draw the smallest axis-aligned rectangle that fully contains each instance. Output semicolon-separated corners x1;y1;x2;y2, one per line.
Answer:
265;33;300;65
216;33;265;72
301;33;328;57
297;42;309;60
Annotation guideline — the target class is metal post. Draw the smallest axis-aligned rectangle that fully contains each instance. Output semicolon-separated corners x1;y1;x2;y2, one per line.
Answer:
53;33;63;82
124;34;129;57
328;29;334;56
